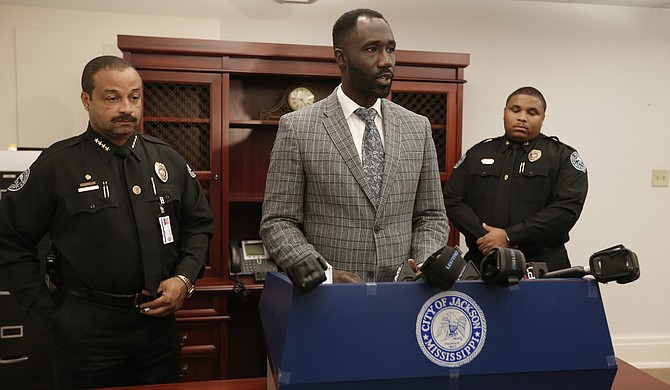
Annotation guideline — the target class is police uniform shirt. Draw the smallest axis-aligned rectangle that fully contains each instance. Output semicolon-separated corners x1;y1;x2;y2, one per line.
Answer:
0;125;214;325
443;133;588;266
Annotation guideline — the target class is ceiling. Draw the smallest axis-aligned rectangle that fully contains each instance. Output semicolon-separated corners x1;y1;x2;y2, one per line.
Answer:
516;0;670;7
0;0;669;20
0;0;670;17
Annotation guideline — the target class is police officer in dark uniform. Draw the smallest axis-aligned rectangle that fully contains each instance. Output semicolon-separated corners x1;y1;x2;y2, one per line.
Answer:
443;86;588;272
0;56;214;388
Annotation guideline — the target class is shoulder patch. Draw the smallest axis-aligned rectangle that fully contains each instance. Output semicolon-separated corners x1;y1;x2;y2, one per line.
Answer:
8;168;30;192
453;153;466;169
186;164;197;179
570;151;587;173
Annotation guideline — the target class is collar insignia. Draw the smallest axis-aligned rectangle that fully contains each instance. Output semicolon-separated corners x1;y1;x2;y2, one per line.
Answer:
94;138;110;152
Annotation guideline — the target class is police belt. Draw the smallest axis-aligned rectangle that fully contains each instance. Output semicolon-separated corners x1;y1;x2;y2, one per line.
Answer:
66;287;154;308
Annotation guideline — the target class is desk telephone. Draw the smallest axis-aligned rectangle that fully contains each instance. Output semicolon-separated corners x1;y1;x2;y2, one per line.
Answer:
229;239;278;282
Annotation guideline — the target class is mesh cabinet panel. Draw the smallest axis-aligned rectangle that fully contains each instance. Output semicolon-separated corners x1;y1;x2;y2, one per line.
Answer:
392;92;448;172
142;82;211;171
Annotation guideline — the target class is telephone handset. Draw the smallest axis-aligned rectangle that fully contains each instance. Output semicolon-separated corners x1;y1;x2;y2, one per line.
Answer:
229;239;278;281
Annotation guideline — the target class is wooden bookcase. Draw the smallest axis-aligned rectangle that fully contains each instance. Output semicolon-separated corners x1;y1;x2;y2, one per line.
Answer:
118;34;469;382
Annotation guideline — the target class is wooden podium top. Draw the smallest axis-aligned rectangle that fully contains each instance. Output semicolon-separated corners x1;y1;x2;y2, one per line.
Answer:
101;359;668;390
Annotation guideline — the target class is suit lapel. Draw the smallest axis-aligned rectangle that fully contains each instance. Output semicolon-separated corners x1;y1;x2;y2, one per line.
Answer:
322;93;369;193
379;99;401;205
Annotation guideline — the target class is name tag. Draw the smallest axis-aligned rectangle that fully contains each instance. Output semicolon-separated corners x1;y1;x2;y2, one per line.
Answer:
159;215;174;244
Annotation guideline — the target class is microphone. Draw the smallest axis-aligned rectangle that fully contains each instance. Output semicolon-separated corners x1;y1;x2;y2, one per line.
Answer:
541;244;640;285
394;246;475;290
420;246;468;290
480;247;526;285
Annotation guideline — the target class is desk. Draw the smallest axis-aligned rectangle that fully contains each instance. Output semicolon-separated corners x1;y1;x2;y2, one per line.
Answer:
101;359;669;390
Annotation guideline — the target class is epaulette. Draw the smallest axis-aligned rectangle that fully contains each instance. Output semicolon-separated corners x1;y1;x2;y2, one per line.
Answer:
140;133;170;147
479;137;495;145
544;134;579;152
139;134;170;146
31;135;83;167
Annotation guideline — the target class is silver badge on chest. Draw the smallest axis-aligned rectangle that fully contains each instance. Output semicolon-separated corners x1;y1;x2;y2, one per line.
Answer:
154;162;168;183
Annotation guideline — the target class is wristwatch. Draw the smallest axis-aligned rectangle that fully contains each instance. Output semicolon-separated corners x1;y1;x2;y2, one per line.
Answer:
176;275;195;298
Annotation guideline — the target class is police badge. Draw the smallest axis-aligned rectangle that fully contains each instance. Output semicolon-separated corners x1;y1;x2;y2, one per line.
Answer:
154;162;168;183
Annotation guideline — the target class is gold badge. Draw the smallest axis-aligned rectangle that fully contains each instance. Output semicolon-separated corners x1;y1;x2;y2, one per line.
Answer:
528;149;542;162
155;162;168;183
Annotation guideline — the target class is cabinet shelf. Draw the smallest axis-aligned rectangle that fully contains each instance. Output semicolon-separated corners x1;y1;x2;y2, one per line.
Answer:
229;196;264;203
145;117;211;124
229;119;279;127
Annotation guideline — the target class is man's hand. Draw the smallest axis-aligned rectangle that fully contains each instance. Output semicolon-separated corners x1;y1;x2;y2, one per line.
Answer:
476;223;511;255
332;269;363;283
407;259;422;278
138;277;187;317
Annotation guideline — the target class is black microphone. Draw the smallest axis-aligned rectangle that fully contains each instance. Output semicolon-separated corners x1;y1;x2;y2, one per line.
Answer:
542;266;588;279
393;246;473;290
541;244;640;285
420;246;468;290
480;247;526;285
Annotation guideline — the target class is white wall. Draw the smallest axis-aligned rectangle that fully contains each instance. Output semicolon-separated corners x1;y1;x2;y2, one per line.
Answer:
1;0;669;368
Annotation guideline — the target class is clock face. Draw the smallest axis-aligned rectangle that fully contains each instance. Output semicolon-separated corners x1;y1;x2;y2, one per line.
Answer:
288;86;316;111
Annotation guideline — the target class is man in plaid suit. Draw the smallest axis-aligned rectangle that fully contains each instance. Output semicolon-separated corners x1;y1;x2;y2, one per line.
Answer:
260;8;448;287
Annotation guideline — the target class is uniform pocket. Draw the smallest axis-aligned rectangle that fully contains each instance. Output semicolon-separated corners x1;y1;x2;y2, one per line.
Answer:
467;165;501;200
64;192;118;216
517;165;551;203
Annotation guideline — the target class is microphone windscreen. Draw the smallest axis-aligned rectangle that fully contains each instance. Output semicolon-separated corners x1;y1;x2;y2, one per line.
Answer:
420;246;466;290
285;254;327;293
480;247;526;285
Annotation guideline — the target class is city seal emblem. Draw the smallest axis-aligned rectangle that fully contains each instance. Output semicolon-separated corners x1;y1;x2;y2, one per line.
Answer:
416;290;487;367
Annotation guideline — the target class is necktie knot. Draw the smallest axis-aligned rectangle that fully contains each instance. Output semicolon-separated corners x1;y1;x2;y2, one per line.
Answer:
115;146;132;159
355;107;377;126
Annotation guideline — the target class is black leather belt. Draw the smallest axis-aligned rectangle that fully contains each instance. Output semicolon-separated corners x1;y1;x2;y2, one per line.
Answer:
66;287;153;308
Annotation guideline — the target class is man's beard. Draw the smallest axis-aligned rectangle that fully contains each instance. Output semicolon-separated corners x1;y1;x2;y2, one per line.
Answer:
348;60;393;100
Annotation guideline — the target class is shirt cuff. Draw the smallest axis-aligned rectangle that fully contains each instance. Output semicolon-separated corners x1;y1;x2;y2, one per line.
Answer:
324;262;333;284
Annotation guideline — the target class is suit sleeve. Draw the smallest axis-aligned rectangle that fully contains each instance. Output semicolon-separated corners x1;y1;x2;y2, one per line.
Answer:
410;117;450;262
260;114;319;271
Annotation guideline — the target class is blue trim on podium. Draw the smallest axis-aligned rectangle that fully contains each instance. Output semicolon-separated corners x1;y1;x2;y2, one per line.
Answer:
259;272;617;389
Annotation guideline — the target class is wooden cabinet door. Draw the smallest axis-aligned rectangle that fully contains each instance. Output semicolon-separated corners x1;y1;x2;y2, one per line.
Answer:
136;70;224;280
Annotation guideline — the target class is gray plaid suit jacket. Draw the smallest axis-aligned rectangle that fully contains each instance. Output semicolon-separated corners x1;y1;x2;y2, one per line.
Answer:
260;90;449;282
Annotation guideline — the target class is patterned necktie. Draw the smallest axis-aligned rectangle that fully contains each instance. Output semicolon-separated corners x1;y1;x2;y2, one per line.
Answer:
355;107;385;205
115;146;162;296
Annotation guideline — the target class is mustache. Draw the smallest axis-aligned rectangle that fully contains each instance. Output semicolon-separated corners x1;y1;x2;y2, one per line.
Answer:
112;114;138;123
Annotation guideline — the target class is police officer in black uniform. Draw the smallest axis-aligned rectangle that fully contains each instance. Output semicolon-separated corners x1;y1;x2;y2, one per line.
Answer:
443;86;588;272
0;56;214;388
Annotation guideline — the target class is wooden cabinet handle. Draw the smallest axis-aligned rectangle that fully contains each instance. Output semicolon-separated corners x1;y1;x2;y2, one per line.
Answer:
180;333;189;346
0;356;29;364
179;363;189;378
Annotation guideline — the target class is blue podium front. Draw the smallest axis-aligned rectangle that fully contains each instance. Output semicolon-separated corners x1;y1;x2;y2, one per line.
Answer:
259;272;617;389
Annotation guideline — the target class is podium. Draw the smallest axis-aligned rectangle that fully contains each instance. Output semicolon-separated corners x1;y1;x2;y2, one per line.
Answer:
259;272;617;389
